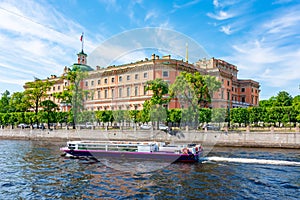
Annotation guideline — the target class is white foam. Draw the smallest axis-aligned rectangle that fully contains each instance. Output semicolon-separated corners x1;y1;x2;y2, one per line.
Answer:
204;156;300;166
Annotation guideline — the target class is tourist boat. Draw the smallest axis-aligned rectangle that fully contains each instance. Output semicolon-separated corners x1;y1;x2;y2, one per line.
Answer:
60;140;203;163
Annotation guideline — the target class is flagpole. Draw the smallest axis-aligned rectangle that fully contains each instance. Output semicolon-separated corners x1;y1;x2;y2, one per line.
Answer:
81;32;84;52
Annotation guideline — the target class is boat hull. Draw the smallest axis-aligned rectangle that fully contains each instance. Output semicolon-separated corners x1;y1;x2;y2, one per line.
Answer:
61;147;201;163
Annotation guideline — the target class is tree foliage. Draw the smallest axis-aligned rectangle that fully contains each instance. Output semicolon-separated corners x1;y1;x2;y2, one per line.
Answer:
24;78;53;116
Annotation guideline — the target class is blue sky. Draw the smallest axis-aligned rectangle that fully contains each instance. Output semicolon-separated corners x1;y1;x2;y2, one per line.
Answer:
0;0;299;100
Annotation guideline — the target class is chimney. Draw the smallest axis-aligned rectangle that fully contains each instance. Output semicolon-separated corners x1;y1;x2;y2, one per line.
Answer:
151;54;155;60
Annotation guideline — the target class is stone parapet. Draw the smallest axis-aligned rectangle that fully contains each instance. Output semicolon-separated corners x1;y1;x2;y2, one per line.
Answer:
0;129;299;148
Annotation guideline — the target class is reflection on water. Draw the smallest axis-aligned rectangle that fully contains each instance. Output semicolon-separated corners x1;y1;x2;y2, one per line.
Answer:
0;140;299;199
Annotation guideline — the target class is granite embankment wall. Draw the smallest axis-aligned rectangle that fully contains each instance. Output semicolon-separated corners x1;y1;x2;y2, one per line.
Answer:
1;129;300;148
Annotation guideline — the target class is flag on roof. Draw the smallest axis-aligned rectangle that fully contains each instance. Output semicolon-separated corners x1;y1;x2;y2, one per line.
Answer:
80;33;83;42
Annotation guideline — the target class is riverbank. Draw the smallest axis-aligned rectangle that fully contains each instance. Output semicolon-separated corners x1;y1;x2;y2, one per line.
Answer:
1;128;299;148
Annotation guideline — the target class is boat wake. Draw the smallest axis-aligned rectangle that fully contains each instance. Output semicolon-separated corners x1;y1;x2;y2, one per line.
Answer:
202;156;300;166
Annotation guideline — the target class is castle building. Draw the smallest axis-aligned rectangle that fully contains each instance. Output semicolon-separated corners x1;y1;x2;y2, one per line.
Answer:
24;50;260;111
83;54;197;111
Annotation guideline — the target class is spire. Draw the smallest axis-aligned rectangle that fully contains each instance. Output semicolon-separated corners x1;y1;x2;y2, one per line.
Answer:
185;42;188;63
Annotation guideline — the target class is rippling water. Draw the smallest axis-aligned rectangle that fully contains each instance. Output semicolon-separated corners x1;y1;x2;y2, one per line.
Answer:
0;139;299;199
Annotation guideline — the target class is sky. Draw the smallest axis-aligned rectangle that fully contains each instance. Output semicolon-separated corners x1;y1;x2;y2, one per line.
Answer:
0;0;299;100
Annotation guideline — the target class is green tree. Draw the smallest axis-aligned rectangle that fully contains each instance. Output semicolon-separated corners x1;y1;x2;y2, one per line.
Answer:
9;92;30;112
144;78;169;128
248;107;264;125
141;100;151;123
40;99;58;129
170;72;218;128
211;108;227;124
203;75;222;100
66;66;88;128
259;97;276;107
198;108;211;123
168;109;182;126
145;78;169;105
274;91;293;107
24;78;53;123
0;90;11;113
96;110;113;128
230;108;249;126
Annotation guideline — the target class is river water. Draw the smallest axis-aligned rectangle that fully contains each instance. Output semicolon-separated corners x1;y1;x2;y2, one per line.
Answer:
0;139;299;199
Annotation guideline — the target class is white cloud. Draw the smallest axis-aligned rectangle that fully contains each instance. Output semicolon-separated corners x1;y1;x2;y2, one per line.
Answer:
220;25;232;34
0;0;99;93
173;0;200;9
263;10;300;35
213;0;220;7
144;10;157;22
217;3;300;98
207;10;235;20
98;0;120;11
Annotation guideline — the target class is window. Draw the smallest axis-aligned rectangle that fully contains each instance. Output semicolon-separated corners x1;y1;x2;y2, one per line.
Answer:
241;88;245;92
91;80;94;86
119;76;122;82
112;89;114;99
127;87;130;97
135;74;139;80
135;86;138;96
144;72;148;78
58;86;60;90
104;89;108;98
127;75;130;80
85;81;88;87
111;77;115;83
227;80;230;86
119;88;122;98
97;91;101;99
227;91;230;100
241;96;245;102
163;71;169;77
53;86;55;91
98;79;101;85
144;85;147;95
104;78;108;84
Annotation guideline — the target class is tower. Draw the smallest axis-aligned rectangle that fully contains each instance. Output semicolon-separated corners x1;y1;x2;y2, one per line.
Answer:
77;32;87;65
77;50;87;65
